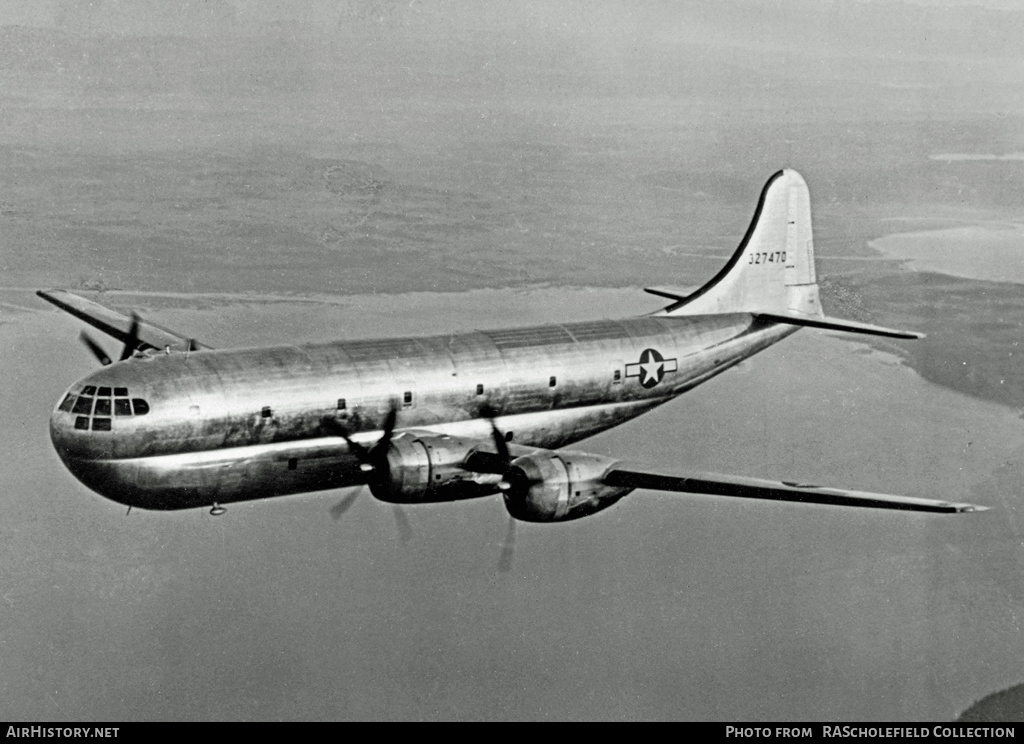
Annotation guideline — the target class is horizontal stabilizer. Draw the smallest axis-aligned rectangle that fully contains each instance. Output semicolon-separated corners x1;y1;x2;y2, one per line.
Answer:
604;466;985;513
37;289;211;352
756;312;924;340
644;286;699;302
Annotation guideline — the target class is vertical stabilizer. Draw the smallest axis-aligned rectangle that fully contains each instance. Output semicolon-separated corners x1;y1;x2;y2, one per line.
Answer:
660;169;822;318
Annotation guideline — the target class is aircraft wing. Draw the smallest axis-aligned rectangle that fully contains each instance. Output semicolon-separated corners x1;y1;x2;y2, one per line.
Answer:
603;464;986;513
37;289;212;352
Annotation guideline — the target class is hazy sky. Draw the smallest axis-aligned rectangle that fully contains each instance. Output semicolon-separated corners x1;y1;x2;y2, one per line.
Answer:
1;0;1022;39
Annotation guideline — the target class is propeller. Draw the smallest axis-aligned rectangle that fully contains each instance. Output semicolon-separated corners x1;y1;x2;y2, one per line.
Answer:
483;403;511;468
78;312;143;366
323;401;411;543
392;506;413;545
322;399;399;483
471;404;524;573
497;515;516;573
328;489;414;544
120;313;141;361
329;489;361;520
79;332;112;366
462;403;514;478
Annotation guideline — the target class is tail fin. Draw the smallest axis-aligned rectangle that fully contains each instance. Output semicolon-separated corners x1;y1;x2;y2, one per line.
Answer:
654;169;922;340
662;169;821;318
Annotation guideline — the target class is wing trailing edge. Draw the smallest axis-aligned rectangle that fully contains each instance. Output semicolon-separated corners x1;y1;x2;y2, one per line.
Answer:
603;466;986;513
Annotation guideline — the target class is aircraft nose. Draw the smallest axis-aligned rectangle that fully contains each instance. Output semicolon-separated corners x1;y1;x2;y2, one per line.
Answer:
49;390;112;465
49;396;131;505
50;404;88;467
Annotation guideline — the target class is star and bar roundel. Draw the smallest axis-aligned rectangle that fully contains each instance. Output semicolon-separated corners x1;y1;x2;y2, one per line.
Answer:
625;348;678;389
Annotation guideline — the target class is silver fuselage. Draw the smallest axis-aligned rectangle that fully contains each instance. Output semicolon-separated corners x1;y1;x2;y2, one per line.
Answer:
49;313;795;509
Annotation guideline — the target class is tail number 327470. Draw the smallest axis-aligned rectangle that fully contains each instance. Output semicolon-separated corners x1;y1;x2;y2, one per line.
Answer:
749;251;786;265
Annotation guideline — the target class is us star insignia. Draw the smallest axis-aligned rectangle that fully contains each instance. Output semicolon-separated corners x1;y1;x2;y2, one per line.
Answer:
625;348;678;389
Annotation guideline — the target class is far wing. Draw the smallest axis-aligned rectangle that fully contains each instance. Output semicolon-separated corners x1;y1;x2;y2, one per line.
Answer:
603;465;986;513
37;289;212;352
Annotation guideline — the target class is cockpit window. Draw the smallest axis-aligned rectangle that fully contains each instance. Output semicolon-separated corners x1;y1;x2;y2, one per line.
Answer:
61;385;151;428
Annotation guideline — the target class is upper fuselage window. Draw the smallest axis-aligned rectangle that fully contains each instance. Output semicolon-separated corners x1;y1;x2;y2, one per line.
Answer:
114;387;128;397
82;385;97;396
98;387;111;397
58;394;76;412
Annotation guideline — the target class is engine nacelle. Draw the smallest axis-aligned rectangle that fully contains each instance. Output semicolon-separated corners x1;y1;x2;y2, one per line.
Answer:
503;451;631;522
370;432;501;504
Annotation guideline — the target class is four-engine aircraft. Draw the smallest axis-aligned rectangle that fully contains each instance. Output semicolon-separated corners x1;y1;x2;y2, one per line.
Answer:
39;170;987;521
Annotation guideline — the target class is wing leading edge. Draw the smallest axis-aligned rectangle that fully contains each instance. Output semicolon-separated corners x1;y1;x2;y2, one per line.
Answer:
603;465;986;513
37;289;211;352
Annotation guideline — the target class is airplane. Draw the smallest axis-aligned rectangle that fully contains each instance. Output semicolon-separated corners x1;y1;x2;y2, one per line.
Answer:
38;169;987;526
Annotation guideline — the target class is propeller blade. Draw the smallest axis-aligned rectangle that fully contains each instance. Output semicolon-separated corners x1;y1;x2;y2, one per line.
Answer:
490;422;510;465
392;505;413;544
363;400;400;476
329;490;361;520
119;312;141;361
372;401;399;456
497;515;516;573
321;416;371;461
479;402;511;466
79;332;112;366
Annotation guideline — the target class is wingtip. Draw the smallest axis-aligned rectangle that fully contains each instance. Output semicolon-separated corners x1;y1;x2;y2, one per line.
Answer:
35;289;65;308
864;326;925;340
956;504;990;513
